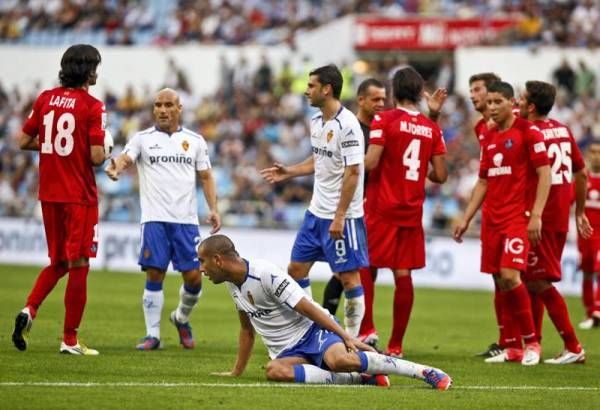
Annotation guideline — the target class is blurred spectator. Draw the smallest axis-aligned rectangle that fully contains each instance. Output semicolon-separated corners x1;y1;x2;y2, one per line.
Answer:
575;60;596;98
552;58;576;97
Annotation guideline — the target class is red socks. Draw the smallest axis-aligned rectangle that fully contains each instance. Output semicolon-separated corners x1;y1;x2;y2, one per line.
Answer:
504;283;538;345
528;291;545;342
358;267;376;336
582;277;594;317
63;265;90;346
388;275;413;352
26;264;68;318
494;285;508;347
540;286;581;353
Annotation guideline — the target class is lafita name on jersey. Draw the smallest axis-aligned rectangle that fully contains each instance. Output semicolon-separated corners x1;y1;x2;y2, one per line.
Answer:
49;95;76;109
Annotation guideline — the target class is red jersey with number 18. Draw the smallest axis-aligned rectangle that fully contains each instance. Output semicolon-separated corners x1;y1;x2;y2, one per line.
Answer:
535;118;585;232
479;117;549;229
366;107;446;226
22;87;105;205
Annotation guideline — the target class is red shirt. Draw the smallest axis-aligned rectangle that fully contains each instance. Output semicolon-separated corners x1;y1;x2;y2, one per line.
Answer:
583;172;600;239
23;87;105;205
479;117;550;229
474;118;490;147
366;107;446;226
535;119;585;232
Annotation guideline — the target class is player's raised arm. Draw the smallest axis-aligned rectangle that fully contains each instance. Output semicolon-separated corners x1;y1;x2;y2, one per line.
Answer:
212;311;255;377
454;178;487;243
424;87;448;122
259;156;315;183
104;152;133;181
198;168;221;234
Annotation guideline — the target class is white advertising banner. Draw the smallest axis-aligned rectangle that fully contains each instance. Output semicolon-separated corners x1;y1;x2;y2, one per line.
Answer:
0;217;585;296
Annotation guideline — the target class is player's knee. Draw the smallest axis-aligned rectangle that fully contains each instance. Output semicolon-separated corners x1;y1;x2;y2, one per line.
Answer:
287;263;306;280
526;280;551;294
327;353;356;372
67;257;89;269
182;268;202;287
265;361;292;381
338;271;360;289
145;268;166;283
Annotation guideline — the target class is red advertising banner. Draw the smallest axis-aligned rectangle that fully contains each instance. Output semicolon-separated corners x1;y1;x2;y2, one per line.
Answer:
354;17;517;50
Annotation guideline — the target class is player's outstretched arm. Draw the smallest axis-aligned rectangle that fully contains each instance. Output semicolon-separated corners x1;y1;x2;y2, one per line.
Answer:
528;165;551;247
294;298;358;353
104;153;133;181
574;169;593;239
212;311;255;377
198;169;221;234
453;178;487;243
428;154;448;183
424;88;448;122
259;156;315;184
18;132;39;151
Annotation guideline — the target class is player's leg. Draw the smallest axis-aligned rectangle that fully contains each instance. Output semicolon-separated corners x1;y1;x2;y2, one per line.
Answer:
137;222;170;350
338;270;364;338
358;266;378;348
322;274;343;315
289;211;323;297
171;224;203;349
60;204;99;355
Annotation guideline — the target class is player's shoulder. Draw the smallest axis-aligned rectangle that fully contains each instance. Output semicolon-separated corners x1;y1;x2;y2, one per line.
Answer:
137;126;157;137
310;110;324;123
513;117;540;134
251;258;286;277
180;127;205;141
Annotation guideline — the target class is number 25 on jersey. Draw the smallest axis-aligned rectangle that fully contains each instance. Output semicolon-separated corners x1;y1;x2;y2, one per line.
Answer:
41;110;75;156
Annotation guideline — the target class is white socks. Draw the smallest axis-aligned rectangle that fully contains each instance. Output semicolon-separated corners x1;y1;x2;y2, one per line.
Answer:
343;286;365;337
362;351;426;380
293;364;362;384
175;284;202;323
142;286;164;339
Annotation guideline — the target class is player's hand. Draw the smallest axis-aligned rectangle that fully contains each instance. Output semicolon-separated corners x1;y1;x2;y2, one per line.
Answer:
329;217;345;240
527;214;543;247
259;162;289;184
104;158;119;181
211;371;241;377
353;338;376;353
453;220;469;243
576;213;593;239
343;337;359;353
424;88;448;117
206;211;221;234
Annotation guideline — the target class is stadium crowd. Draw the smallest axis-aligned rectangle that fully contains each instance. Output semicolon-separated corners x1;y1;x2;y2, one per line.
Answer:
0;52;597;231
1;1;600;47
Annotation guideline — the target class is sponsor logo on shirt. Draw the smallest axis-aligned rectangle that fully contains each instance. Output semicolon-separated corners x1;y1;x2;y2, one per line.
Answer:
488;153;511;176
312;146;333;158
370;129;383;139
533;142;546;153
274;279;290;297
149;154;193;165
341;140;359;148
246;308;273;318
505;238;524;255
149;144;161;150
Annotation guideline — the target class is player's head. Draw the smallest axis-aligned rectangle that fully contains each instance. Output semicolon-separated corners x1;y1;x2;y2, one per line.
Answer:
588;140;600;171
198;234;240;284
58;44;102;88
391;66;423;105
153;88;182;133
305;64;343;107
469;72;501;113
486;81;515;125
518;80;556;119
357;78;386;120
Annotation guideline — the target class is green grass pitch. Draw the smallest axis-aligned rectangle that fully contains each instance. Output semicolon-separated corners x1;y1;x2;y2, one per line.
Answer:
1;265;599;409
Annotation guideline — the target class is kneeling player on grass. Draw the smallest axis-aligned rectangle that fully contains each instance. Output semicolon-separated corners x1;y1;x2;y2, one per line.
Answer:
199;235;452;390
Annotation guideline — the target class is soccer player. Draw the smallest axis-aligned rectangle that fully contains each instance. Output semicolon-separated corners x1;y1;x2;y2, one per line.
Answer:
469;72;516;358
364;67;447;358
578;141;600;329
454;81;551;366
12;44;108;355
320;78;385;345
105;88;220;350
200;234;452;390
518;80;589;364
260;65;367;337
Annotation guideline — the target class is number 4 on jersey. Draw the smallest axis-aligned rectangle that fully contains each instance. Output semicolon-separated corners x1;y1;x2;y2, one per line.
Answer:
41;110;75;156
403;139;421;181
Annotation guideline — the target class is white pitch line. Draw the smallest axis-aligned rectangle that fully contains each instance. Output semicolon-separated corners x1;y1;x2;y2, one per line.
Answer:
0;382;598;391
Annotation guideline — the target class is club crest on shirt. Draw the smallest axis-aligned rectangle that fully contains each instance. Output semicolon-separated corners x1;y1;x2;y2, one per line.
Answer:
504;138;513;149
326;130;334;143
246;291;255;306
182;140;189;152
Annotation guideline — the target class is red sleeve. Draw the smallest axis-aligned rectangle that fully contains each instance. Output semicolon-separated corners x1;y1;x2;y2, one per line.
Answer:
368;113;386;146
526;125;550;168
22;92;46;137
432;124;446;155
570;135;585;173
478;144;490;179
88;100;106;146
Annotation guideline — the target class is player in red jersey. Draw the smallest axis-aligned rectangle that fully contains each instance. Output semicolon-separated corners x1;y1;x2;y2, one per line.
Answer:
518;80;589;364
11;44;108;355
364;67;447;357
454;81;551;366
578;141;600;329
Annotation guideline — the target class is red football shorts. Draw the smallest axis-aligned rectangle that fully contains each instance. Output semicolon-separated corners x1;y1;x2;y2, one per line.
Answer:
365;212;425;270
524;230;567;282
481;225;529;274
577;236;600;273
41;202;99;264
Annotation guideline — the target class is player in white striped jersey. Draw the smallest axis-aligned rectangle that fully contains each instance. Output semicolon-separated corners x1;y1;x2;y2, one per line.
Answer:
105;88;220;350
200;235;452;390
260;65;367;338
